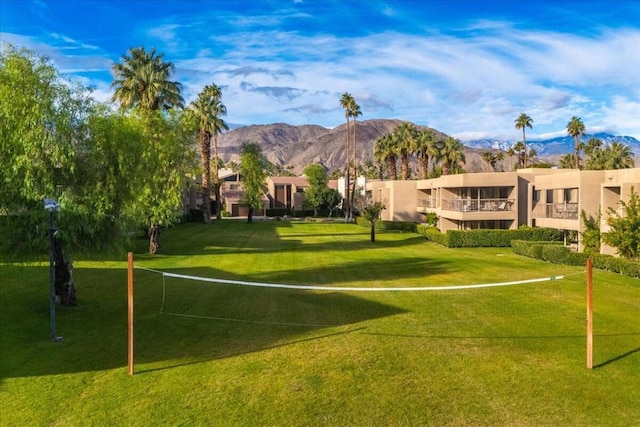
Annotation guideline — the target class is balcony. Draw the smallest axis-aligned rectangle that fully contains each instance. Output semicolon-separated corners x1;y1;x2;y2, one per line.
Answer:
535;203;579;220
417;198;436;208
442;198;514;212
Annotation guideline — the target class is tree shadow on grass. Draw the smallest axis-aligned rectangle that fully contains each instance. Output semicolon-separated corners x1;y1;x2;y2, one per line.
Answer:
141;221;428;257
135;326;369;374
0;264;408;380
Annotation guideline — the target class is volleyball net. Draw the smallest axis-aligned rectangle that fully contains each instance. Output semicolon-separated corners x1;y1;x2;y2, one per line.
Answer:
133;266;584;336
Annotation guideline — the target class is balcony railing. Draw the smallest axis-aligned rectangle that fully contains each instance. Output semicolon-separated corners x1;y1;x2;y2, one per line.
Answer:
536;203;579;220
417;198;436;208
441;198;514;212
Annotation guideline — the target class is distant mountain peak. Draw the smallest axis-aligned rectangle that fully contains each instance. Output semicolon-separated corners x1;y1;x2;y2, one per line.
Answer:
464;133;640;156
216;121;639;173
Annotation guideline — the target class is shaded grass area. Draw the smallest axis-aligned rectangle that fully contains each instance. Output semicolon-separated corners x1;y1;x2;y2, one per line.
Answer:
1;220;639;425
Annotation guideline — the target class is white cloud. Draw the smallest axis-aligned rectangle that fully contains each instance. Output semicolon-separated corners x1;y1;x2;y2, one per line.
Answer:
4;10;639;140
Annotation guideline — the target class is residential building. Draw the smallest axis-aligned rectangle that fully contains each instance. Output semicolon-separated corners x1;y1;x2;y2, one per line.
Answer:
264;176;345;213
529;168;640;252
366;168;640;256
266;176;309;211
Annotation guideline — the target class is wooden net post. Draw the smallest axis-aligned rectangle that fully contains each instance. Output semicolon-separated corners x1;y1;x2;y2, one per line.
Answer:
128;252;134;375
586;257;593;369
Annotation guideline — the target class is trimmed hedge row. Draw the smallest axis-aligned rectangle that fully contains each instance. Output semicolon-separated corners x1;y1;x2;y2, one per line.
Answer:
416;225;450;246
591;254;640;278
511;240;640;279
266;208;288;217
355;217;417;232
268;208;344;218
511;240;563;259
416;226;563;248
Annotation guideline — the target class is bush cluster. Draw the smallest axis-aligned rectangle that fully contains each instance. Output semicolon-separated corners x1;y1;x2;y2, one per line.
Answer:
511;240;640;279
266;208;288;217
417;226;562;248
540;245;590;266
416;225;450;246
511;240;563;259
591;254;640;278
356;217;417;232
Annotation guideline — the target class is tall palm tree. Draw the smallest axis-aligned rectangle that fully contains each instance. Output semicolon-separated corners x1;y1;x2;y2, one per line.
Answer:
340;92;354;219
349;100;362;207
111;46;184;112
605;141;635;169
209;100;228;220
111;46;184;254
187;84;227;222
583;137;603;170
394;122;416;180
484;151;506;171
415;129;436;179
439;136;466;175
514;113;533;168
559;153;575;169
566;116;585;169
507;141;526;169
374;134;397;180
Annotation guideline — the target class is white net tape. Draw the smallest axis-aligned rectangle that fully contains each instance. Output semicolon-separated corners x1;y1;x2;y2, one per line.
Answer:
136;266;565;291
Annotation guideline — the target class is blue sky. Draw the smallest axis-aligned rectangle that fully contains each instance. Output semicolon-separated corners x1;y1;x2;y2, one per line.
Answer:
2;0;639;140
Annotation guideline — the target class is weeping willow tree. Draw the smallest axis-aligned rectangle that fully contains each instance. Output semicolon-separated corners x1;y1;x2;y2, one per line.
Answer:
1;45;193;258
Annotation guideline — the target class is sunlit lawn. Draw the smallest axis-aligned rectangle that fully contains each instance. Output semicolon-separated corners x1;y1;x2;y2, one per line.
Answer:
1;220;639;425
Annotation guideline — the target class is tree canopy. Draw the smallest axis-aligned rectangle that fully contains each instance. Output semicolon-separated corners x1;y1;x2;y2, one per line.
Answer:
303;164;329;216
362;202;386;242
111;46;184;111
603;188;640;260
1;45;194;258
240;142;266;223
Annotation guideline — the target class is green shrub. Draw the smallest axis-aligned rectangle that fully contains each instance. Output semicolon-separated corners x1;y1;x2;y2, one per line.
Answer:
417;225;450;246
266;208;287;217
512;241;640;279
380;221;417;232
540;245;589;266
423;212;438;226
356;218;417;232
592;254;640;279
511;240;563;260
418;227;562;248
291;209;315;218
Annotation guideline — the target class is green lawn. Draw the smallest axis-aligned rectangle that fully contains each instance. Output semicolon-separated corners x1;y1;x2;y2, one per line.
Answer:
1;221;639;426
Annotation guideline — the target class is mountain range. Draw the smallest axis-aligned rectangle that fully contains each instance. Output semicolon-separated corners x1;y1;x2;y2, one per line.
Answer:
216;119;639;174
467;133;640;156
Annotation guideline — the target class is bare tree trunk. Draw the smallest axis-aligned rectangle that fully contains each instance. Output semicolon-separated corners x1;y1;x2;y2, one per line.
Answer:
214;134;222;220
199;131;211;223
401;153;409;180
388;159;397;181
350;118;358;211
344;118;351;221
442;162;450;176
523;129;527;168
420;155;429;179
149;223;161;254
247;207;254;223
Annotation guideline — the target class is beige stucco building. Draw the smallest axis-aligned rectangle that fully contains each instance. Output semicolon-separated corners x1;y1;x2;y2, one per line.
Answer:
366;168;640;255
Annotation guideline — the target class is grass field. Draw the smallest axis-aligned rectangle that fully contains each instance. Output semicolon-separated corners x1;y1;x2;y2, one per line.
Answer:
1;220;639;426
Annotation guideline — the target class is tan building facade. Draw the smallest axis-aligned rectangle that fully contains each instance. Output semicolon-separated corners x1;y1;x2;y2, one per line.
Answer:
366;168;640;256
